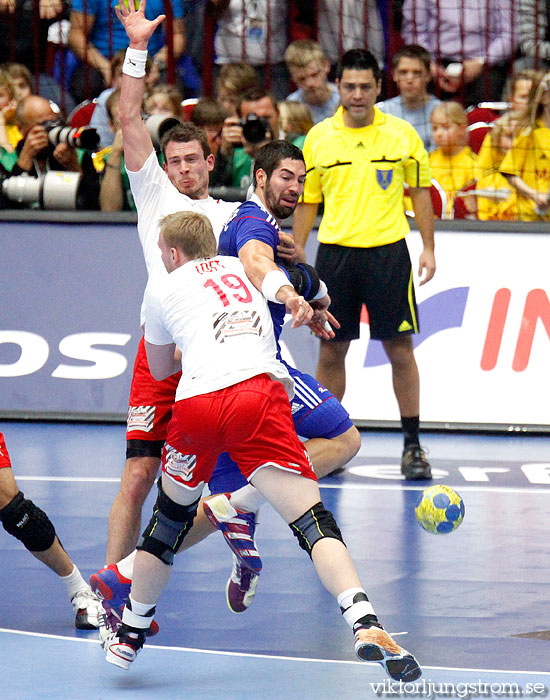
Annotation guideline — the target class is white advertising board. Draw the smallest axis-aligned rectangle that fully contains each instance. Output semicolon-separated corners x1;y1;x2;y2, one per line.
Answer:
340;230;550;428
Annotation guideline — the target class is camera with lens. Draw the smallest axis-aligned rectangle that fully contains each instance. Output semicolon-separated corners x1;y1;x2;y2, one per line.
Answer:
145;114;182;150
1;171;87;210
240;113;270;144
42;119;100;151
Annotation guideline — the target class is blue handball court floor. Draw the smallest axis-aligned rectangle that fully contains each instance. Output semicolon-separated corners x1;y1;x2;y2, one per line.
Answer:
0;420;548;699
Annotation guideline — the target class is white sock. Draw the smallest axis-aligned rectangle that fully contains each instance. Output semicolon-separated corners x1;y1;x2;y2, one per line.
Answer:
228;484;265;514
116;550;136;579
60;565;89;599
123;594;155;629
337;587;377;631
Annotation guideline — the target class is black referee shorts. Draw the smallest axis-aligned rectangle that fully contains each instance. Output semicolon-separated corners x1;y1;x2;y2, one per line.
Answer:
315;238;419;342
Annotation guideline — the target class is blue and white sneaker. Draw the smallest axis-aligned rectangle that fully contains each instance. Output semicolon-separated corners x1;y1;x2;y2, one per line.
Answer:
203;494;262;574
354;627;422;682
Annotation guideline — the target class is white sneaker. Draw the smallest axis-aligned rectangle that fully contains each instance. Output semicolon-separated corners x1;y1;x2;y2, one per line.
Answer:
105;626;146;670
71;587;101;629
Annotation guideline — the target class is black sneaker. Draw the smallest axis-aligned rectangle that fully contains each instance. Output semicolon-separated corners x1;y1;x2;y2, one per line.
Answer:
401;445;432;480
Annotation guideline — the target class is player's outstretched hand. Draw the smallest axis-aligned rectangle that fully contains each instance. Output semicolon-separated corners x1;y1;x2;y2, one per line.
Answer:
114;0;165;47
286;295;313;329
308;309;340;340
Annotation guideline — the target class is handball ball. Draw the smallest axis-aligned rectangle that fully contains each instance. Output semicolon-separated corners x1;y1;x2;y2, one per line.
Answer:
415;485;465;534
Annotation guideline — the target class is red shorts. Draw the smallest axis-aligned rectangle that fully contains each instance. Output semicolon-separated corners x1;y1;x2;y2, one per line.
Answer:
162;374;316;489
0;432;12;469
126;337;181;442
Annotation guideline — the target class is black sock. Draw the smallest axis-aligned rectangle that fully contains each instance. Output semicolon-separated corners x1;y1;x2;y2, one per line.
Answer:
401;416;420;448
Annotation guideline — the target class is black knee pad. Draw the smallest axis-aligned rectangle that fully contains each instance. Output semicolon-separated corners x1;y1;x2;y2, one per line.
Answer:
137;480;199;565
289;501;345;558
0;491;56;552
126;439;164;460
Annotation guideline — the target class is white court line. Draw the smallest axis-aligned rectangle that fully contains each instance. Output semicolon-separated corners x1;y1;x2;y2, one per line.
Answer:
12;474;550;494
1;628;549;676
14;476;121;483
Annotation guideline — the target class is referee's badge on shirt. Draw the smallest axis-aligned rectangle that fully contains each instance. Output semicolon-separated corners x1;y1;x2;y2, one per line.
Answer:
376;169;393;190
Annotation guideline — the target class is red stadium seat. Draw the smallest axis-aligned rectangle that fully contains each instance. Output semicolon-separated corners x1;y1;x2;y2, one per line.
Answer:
404;179;448;219
451;181;478;219
430;178;448;219
465;102;507;126
467;121;493;154
181;98;199;121
67;99;97;127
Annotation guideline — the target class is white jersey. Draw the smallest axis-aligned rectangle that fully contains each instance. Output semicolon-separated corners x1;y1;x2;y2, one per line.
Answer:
144;255;293;402
127;150;239;325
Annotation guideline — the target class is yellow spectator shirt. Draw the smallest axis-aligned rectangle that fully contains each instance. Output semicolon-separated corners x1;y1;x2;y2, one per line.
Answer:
429;147;476;217
301;106;431;248
474;133;517;221
499;120;550;221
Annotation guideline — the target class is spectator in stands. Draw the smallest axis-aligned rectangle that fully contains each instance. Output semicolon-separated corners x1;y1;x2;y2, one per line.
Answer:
88;50;125;150
402;0;518;105
68;0;185;103
91;51;160;149
316;0;385;74
284;39;340;124
429;101;477;217
215;62;261;116
0;0;73;113
210;87;281;192
518;0;550;71
5;94;100;209
500;72;550;220
99;88;130;212
0;69;21;154
191;97;228;157
475;111;521;220
144;84;183;117
377;45;441;152
210;0;290;100
278;100;313;149
504;70;541;111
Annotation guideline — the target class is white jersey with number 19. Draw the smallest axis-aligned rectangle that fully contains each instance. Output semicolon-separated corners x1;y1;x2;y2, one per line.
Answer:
127;151;239;326
144;255;293;402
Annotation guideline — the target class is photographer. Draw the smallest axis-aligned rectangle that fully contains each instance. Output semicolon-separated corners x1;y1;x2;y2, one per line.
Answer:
2;95;100;209
210;87;281;195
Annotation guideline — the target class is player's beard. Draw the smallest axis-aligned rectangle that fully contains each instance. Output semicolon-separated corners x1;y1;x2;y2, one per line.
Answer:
265;180;296;220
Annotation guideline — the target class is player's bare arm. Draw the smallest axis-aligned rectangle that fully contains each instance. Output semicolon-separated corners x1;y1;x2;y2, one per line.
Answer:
292;201;319;262
144;341;179;381
239;239;314;327
116;0;166;171
409;186;436;286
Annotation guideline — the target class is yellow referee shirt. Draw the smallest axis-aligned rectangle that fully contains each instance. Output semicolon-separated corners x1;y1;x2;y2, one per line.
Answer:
301;106;431;248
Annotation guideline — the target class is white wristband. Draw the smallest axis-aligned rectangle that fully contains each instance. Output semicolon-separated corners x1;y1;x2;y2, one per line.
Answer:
123;47;147;78
262;269;291;303
313;280;328;300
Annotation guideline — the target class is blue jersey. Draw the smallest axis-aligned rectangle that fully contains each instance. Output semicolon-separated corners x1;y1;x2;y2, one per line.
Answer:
218;199;287;352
